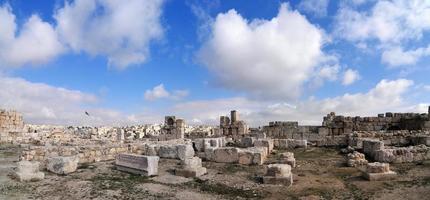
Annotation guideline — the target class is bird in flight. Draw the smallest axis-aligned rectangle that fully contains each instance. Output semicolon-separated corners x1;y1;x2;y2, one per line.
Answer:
85;111;90;116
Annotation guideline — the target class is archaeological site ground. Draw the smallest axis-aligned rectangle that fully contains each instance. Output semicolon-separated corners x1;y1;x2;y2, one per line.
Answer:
1;109;430;200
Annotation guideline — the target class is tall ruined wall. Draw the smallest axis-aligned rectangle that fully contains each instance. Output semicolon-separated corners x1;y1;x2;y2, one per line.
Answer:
322;111;430;135
262;121;322;140
0;110;24;132
0;110;24;143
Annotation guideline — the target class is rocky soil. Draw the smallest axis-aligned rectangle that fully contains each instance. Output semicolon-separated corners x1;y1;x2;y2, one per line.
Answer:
1;145;429;200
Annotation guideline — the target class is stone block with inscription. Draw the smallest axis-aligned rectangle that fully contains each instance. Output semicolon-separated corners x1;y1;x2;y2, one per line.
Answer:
115;154;159;176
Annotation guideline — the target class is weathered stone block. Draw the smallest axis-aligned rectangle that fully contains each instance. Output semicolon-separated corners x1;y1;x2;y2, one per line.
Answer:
263;164;293;186
177;144;195;161
254;139;274;154
212;147;239;163
363;139;384;158
265;164;291;177
47;156;79;175
363;162;396;181
280;152;296;167
115;154;159;176
238;147;267;165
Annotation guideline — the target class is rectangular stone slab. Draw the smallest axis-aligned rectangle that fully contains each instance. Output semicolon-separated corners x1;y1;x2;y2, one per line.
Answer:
115;154;159;176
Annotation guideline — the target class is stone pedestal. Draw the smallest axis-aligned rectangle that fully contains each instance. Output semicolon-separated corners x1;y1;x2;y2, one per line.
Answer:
363;162;396;181
263;164;293;186
175;157;207;177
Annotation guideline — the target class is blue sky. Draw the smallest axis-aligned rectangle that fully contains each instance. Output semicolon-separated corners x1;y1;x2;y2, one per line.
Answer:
0;0;429;126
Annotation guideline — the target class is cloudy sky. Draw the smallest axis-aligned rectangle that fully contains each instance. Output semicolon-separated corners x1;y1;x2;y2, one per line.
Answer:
0;0;429;126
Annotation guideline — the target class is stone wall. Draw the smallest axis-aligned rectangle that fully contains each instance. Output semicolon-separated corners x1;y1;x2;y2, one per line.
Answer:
0;110;24;142
20;140;194;168
348;130;430;148
323;111;430;135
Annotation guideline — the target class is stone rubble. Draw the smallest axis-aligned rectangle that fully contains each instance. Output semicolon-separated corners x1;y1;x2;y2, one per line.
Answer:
346;151;368;167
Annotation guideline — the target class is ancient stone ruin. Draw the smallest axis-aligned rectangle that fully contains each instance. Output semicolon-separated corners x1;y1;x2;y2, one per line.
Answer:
1;107;430;199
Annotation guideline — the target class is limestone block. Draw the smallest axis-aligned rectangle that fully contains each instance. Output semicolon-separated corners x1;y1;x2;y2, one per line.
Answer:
364;162;396;181
204;147;216;161
254;139;274;154
265;164;291;177
13;161;44;182
263;164;293;186
212;147;239;163
177;144;195;161
238;147;267;165
280;152;296;167
158;145;177;159
175;156;207;177
241;137;255;147
366;162;390;173
47;156;79;175
181;157;202;169
363;139;384;158
193;139;205;152
116;154;159;176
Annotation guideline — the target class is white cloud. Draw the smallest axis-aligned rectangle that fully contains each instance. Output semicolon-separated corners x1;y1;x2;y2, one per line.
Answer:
342;69;360;85
144;84;189;101
298;0;329;17
54;0;164;69
382;45;430;67
0;5;64;67
335;0;430;44
198;3;328;100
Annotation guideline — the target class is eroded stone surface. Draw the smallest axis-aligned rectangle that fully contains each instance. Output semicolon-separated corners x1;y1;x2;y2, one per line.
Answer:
47;156;79;175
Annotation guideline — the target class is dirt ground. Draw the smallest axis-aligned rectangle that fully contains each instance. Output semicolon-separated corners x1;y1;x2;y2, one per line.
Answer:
1;145;429;200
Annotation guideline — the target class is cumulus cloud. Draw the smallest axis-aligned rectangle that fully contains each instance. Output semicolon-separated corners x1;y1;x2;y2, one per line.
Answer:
382;45;430;67
170;79;416;126
0;5;64;67
198;3;328;100
0;74;154;126
342;69;360;85
298;0;329;17
54;0;164;69
335;0;430;44
144;84;189;101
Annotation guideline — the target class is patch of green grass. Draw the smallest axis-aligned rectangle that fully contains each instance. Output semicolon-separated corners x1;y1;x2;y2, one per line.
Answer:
0;183;30;195
187;178;267;199
77;163;95;170
89;172;152;198
223;164;247;174
285;187;336;200
292;147;340;160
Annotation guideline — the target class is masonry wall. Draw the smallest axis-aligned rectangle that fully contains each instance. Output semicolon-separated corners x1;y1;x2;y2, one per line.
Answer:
0;110;24;143
323;112;430;135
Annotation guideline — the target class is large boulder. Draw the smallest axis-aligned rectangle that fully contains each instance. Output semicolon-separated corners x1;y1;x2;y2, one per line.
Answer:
47;156;79;175
13;161;44;182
